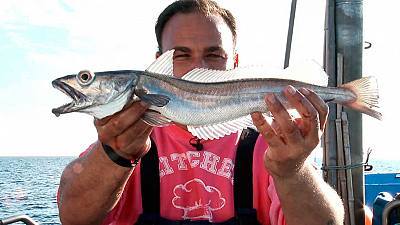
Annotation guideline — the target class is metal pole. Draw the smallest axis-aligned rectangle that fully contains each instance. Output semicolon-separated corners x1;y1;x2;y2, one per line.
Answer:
323;0;338;190
336;53;351;225
342;112;356;225
335;0;364;224
284;0;297;69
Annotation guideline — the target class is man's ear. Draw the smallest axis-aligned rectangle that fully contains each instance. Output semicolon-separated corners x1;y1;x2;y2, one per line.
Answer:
234;52;239;68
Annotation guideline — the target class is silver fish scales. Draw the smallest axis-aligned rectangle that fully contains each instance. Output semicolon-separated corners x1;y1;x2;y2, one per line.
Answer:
52;50;381;140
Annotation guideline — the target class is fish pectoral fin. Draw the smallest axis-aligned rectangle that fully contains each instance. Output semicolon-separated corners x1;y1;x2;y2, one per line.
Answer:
138;94;170;107
188;115;255;140
142;111;172;126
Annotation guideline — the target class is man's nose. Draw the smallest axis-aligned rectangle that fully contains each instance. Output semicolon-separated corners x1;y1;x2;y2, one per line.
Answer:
192;57;207;69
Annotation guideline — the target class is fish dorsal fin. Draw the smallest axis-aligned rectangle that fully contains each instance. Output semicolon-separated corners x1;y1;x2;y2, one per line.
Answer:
181;60;328;86
187;115;257;140
145;50;174;76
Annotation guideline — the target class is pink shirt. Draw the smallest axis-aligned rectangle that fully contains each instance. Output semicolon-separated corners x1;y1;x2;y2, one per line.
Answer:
97;125;286;225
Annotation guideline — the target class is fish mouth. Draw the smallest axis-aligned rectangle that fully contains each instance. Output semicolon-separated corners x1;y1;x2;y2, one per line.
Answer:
52;79;87;116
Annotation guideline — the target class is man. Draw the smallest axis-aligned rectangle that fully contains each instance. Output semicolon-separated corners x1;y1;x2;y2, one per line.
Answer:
58;1;344;224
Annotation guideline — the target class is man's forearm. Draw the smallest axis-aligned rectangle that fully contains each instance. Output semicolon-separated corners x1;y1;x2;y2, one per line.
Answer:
58;142;133;225
272;163;344;225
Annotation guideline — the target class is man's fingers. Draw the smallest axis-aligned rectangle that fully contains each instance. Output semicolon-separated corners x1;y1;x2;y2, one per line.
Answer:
251;112;284;147
271;119;282;136
95;102;148;142
94;116;112;126
264;93;301;143
115;120;152;150
103;102;148;134
283;86;319;138
92;101;153;160
122;126;153;159
299;88;329;130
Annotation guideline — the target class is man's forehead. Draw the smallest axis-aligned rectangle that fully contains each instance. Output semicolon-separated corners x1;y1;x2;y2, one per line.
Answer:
169;11;226;26
164;13;226;34
161;12;235;53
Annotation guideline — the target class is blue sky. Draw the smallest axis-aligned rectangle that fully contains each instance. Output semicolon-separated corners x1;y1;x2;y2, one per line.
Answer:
0;1;398;159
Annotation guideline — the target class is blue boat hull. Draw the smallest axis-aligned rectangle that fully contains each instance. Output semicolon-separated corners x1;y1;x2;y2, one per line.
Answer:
365;172;400;207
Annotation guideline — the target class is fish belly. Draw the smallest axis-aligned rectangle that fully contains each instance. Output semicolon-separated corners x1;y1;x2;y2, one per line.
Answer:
154;93;268;126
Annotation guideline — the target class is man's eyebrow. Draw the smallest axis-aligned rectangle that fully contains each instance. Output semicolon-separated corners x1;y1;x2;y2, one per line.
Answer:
206;46;225;52
173;46;191;52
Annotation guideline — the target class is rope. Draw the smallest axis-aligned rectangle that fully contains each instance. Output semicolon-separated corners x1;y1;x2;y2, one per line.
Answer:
321;148;373;171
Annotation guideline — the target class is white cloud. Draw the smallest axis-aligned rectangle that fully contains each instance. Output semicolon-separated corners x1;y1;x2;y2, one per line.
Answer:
0;0;398;158
1;1;172;82
0;0;71;27
0;1;172;156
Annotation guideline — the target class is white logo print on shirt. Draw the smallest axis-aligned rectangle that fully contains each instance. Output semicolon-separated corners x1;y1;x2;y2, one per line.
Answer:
172;179;226;222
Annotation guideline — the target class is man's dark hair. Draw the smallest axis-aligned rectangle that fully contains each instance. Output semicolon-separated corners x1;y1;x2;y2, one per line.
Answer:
155;0;237;53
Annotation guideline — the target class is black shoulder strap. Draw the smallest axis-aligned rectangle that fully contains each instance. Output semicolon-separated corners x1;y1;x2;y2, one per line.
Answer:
140;139;160;214
234;129;259;210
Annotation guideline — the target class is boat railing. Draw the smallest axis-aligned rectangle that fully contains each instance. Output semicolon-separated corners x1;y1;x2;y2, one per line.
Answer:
0;215;39;225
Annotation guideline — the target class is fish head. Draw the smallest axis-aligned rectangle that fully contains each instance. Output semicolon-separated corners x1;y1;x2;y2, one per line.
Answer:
52;70;140;118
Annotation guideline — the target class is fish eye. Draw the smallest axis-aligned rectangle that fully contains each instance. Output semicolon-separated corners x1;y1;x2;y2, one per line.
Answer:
77;70;95;85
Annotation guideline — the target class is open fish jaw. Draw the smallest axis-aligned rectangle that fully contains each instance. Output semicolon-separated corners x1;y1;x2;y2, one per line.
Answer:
51;79;88;115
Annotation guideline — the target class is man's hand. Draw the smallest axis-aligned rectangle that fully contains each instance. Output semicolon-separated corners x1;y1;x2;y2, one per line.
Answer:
251;85;328;177
59;101;153;224
94;101;153;160
251;86;344;225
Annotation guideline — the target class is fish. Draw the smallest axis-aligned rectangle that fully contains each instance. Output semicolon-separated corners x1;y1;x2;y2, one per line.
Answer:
52;50;382;140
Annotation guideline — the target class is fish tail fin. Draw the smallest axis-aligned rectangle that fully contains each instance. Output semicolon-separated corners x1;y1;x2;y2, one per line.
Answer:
340;76;382;120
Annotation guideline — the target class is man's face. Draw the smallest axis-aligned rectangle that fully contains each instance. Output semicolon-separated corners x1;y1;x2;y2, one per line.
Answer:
160;12;236;78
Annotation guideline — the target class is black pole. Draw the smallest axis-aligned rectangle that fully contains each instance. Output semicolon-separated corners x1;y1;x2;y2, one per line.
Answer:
335;0;364;224
323;0;338;190
284;0;297;69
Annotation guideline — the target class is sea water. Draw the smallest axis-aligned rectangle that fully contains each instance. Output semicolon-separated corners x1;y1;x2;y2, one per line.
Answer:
0;157;399;224
0;157;74;224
